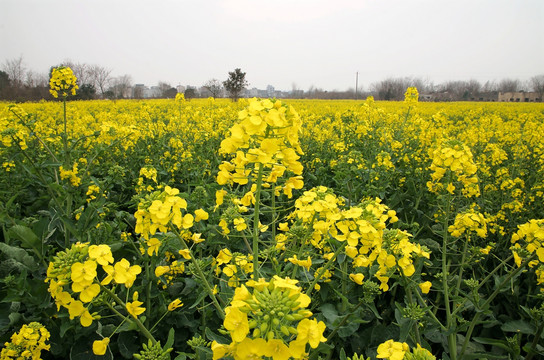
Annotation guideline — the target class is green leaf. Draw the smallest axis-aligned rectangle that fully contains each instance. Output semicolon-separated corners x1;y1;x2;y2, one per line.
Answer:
473;337;512;352
8;225;40;250
320;303;340;327
205;327;229;344
173;353;191;360
60;321;74;338
501;320;536;335
460;353;508;359
0;303;11;332
165;328;175;350
0;242;38;271
117;331;140;359
117;319;139;333
340;348;347;360
189;290;208;309
338;321;360;338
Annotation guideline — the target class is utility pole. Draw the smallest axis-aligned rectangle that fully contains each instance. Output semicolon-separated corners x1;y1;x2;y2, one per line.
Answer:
355;71;359;100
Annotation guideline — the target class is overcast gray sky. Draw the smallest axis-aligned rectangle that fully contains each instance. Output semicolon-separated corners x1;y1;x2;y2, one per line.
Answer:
1;0;543;91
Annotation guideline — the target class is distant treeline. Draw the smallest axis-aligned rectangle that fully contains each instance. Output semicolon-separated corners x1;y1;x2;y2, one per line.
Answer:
1;56;543;102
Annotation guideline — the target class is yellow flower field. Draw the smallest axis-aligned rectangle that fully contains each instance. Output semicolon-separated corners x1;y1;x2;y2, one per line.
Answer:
1;87;544;360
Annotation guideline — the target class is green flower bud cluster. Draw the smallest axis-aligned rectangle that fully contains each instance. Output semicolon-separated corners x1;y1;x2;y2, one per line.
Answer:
213;276;327;359
187;335;209;350
347;353;370;360
46;242;89;284
133;340;173;360
243;283;308;340
402;303;426;321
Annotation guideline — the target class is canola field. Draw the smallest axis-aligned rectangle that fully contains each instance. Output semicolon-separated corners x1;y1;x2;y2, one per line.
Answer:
1;82;544;360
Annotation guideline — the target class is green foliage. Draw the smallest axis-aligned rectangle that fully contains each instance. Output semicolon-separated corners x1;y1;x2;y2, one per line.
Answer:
223;68;248;101
1;98;543;359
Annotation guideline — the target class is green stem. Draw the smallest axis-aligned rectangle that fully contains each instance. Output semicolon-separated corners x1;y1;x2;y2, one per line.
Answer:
341;260;348;312
171;227;225;318
414;288;447;331
459;254;537;359
442;191;456;360
326;298;365;342
305;240;347;295
252;161;265;279
149;310;170;333
65;193;72;248
405;285;422;345
100;285;157;345
271;187;276;245
63;96;69;166
145;262;151;328
13;139;81;244
525;320;544;360
454;235;470;299
451;254;514;318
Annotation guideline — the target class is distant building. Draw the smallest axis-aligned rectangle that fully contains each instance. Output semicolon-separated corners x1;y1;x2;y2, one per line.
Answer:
498;91;541;102
266;85;275;97
133;84;146;98
475;92;498;102
419;94;433;102
144;86;161;98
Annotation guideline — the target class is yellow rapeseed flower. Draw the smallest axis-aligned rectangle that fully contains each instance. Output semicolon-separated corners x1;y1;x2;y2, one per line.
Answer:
168;299;183;311
92;337;110;356
126;300;145;318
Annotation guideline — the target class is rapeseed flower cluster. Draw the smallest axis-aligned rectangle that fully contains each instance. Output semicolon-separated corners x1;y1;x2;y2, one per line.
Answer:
136;166;158;193
134;185;195;240
427;140;480;198
217;98;304;198
212;276;326;360
214;248;254;287
86;184;100;202
49;66;78;98
376;340;435;360
59;162;82;187
155;250;191;289
511;219;544;289
282;186;428;291
0;322;50;360
448;209;487;238
45;243;142;327
1;106;30;151
404;87;419;104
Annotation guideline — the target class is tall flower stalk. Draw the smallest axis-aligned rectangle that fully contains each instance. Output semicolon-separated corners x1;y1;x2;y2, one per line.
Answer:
217;98;304;277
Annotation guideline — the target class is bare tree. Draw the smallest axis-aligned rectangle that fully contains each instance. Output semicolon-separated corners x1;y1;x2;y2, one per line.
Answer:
158;81;177;98
2;55;26;89
370;78;406;100
203;79;223;98
110;74;132;99
62;60;91;86
482;80;498;93
88;64;112;97
498;78;521;93
133;85;144;99
530;75;544;101
24;70;48;88
158;82;169;97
